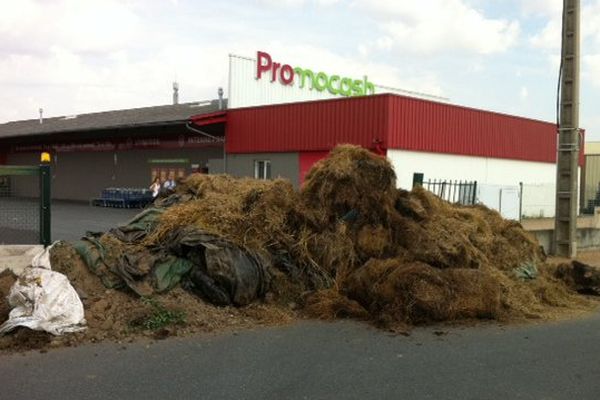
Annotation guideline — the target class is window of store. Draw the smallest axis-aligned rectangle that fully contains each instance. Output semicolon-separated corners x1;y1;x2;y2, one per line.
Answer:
254;160;271;180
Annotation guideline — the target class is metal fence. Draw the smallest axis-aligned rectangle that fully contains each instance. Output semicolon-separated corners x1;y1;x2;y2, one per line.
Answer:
0;164;51;245
413;173;477;206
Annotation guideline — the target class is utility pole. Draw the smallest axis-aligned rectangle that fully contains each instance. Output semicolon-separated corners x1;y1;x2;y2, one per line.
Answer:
554;0;581;258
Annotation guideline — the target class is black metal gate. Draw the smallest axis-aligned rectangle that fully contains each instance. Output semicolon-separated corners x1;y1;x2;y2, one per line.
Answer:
413;173;477;206
0;164;51;245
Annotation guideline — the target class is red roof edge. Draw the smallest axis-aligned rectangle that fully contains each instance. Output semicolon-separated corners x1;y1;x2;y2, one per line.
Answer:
190;111;227;126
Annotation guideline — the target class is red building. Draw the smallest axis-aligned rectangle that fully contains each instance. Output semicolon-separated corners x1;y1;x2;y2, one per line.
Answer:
192;93;580;189
0;93;582;218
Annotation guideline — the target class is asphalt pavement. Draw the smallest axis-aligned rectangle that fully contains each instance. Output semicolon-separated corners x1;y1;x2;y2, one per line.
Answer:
1;315;600;400
1;198;140;243
51;201;140;241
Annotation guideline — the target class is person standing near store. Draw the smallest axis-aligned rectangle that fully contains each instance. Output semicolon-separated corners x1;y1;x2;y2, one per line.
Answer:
163;173;176;191
149;176;161;198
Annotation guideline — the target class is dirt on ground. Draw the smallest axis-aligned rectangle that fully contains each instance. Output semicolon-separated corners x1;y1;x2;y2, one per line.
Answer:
1;145;600;353
0;243;295;353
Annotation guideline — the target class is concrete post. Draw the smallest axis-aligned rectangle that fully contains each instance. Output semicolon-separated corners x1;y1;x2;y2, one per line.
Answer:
554;0;580;258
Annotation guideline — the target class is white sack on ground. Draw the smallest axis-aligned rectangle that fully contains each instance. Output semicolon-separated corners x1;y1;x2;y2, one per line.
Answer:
0;244;86;335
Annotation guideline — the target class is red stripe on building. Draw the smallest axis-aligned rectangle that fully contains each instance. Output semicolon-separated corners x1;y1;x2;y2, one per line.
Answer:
189;111;227;126
220;94;576;164
385;95;557;163
226;95;389;153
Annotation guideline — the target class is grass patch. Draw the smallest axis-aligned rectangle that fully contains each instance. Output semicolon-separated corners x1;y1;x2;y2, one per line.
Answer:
131;297;187;331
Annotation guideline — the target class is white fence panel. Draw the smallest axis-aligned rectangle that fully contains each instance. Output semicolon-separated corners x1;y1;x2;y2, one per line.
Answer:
521;183;556;218
477;184;520;220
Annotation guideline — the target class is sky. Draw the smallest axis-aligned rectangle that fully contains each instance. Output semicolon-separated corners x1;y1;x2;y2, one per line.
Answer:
2;0;600;139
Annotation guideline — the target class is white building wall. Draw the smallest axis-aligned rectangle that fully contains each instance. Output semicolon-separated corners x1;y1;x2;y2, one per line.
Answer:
387;149;579;219
388;149;556;189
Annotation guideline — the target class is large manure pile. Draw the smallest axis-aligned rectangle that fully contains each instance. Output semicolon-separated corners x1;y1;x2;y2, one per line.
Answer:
297;146;586;324
75;145;595;324
1;145;597;351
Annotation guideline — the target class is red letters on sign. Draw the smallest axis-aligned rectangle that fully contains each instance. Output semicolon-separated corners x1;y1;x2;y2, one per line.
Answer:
280;65;294;85
256;51;272;79
272;62;281;82
256;51;295;86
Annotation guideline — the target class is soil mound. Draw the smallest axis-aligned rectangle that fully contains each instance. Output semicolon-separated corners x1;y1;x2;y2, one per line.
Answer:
0;243;294;352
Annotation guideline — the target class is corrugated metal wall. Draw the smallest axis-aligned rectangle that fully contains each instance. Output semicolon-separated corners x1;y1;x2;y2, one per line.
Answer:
386;96;557;163
584;154;600;207
226;95;389;153
224;94;579;166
